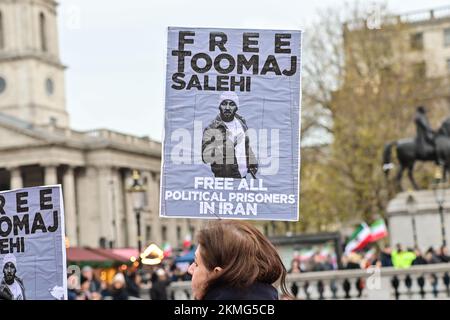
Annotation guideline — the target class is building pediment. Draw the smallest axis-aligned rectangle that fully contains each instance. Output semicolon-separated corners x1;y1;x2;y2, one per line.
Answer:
0;114;51;149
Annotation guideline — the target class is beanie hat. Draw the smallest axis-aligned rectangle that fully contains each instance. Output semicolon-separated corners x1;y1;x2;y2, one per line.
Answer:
219;91;239;108
2;254;16;270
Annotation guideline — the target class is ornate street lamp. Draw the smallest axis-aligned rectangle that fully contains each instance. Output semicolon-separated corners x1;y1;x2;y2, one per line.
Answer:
432;168;447;247
127;170;147;266
406;191;418;248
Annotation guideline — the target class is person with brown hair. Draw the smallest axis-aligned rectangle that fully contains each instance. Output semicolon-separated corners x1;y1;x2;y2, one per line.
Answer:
187;219;290;300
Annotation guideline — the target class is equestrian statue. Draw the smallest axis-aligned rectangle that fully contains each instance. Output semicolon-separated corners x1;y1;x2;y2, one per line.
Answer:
383;105;450;190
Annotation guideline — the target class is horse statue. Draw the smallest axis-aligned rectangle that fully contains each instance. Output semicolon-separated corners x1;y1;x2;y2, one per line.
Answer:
382;117;450;190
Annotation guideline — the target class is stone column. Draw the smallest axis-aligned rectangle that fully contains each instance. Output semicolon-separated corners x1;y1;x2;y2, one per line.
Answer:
193;219;203;239
75;167;100;247
115;170;128;247
98;167;115;247
144;170;162;245
45;165;58;185
124;170;138;249
168;223;178;249
110;169;123;248
63;166;78;247
9;167;23;190
153;172;163;245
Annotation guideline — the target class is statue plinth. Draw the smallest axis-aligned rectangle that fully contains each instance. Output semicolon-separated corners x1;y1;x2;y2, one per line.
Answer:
386;189;450;250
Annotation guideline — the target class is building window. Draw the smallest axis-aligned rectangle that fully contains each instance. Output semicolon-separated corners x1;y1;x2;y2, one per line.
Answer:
176;226;181;243
39;12;47;52
0;76;6;94
412;62;426;78
143;191;148;208
99;237;107;248
444;28;450;47
380;66;393;82
49;117;57;126
146;225;152;241
161;226;167;242
410;32;423;50
46;78;54;95
0;11;4;49
0;170;9;191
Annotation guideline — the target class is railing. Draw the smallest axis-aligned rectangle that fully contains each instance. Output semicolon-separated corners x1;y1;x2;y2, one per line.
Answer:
399;6;450;24
35;125;162;153
345;5;450;31
167;263;450;300
81;129;161;150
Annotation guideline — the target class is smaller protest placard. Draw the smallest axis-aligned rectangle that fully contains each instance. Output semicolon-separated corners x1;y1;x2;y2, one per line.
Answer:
0;185;67;300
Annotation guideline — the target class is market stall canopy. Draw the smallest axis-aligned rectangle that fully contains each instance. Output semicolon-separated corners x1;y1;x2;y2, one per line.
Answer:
66;247;113;268
66;247;139;268
111;248;140;261
89;248;136;262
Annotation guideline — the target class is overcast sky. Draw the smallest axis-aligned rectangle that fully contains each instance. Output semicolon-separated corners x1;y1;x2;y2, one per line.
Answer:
57;0;450;141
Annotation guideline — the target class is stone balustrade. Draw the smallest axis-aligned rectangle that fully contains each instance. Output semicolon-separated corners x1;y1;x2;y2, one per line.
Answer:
166;263;450;300
345;5;450;31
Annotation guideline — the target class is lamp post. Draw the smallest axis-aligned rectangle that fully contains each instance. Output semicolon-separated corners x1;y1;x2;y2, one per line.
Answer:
432;168;447;247
127;170;146;267
406;191;418;249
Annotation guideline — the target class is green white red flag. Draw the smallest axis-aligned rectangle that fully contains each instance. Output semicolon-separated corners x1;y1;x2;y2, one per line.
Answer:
345;223;372;254
163;242;172;258
369;218;388;242
298;248;315;261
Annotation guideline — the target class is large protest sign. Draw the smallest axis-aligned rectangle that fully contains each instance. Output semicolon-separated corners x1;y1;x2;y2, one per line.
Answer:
161;27;302;221
0;186;67;300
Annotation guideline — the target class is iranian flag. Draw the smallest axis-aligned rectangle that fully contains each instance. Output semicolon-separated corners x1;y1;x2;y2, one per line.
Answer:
183;234;192;249
299;248;316;262
163;242;172;258
345;223;372;254
369;219;388;242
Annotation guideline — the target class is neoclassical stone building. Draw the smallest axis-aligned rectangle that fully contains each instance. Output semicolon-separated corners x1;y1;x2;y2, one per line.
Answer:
0;0;201;250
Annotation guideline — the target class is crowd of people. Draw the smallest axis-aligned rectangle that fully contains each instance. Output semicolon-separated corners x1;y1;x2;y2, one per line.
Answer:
289;243;450;275
284;243;450;299
367;244;450;268
67;257;193;300
67;265;139;300
66;242;450;300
